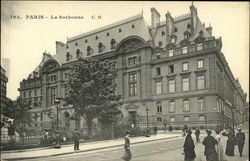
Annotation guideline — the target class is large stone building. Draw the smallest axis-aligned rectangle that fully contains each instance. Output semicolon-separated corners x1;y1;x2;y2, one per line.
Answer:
18;4;247;133
1;66;8;109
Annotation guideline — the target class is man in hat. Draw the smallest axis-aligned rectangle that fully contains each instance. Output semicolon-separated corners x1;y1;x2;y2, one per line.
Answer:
73;129;80;151
236;128;245;157
183;130;196;161
202;129;218;161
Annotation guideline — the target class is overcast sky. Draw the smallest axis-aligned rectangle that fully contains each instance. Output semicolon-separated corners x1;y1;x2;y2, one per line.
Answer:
1;1;249;100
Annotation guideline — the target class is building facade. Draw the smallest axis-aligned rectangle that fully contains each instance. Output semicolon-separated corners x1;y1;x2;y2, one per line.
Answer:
18;4;247;133
1;66;8;109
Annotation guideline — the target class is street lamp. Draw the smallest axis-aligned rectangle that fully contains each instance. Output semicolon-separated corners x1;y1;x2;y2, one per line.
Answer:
142;101;150;137
54;97;62;148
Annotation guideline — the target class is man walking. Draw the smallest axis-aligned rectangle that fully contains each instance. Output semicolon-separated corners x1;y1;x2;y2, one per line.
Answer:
236;128;245;157
195;128;200;143
73;129;80;151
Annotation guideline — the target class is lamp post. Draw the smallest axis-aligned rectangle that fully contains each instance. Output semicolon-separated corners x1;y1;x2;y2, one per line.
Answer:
54;98;62;148
142;101;150;137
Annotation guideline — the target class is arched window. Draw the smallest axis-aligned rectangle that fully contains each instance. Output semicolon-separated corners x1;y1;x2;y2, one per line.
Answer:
199;30;204;37
110;39;116;49
184;31;191;39
98;42;105;53
131;24;135;29
161;31;165;36
87;46;92;56
75;42;78;46
107;32;110;36
95;36;98;40
174;27;178;32
66;52;71;61
76;49;81;59
158;41;162;47
119;28;122;32
187;23;191;29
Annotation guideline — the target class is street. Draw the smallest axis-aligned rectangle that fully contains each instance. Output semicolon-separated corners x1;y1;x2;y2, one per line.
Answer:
25;131;248;161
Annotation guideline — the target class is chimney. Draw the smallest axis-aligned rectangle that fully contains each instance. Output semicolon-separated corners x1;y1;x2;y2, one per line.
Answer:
190;3;198;36
42;51;51;62
206;23;213;36
165;11;174;43
151;8;161;28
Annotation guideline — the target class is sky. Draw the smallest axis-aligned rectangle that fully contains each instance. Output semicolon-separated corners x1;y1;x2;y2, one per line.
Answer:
1;1;249;101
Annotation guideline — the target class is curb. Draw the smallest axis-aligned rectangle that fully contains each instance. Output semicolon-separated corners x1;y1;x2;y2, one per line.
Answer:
3;135;180;161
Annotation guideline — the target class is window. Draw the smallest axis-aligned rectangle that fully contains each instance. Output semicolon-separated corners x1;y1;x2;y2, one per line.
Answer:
182;46;188;54
198;98;205;111
128;73;137;96
183;100;190;112
216;98;219;111
197;59;204;68
51;75;56;82
40;89;43;95
40;113;43;121
34;114;38;121
197;75;205;89
75;42;78;46
132;24;135;28
168;65;174;74
51;87;57;105
171;37;175;43
168;49;174;57
85;39;88;43
95;36;98;40
169;101;175;113
34;90;37;96
66;52;71;61
76;49;81;58
156;81;162;94
199;115;205;121
23;92;26;98
170;117;175;122
156;67;161;76
156;102;162;113
174;27;178;32
65;73;68;80
184;32;191;39
161;31;165;36
107;32;110;36
158;41;162;47
156;53;161;59
87;46;92;55
98;42;105;53
182;62;189;71
169;79;175;93
128;57;137;65
184;116;190;121
29;91;32;97
199;30;204;36
157;117;162;122
111;39;116;49
187;23;191;29
197;43;203;51
66;45;69;49
119;28;122;32
182;77;189;91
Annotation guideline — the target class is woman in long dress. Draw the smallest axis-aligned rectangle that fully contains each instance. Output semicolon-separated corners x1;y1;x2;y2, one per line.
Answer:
222;129;236;156
121;131;132;161
183;130;196;161
202;129;218;161
215;130;227;161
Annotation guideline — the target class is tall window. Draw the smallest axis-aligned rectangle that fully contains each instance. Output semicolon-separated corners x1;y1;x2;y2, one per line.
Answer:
29;91;32;97
197;59;204;68
182;62;189;71
170;117;175;122
183;100;190;112
87;46;92;55
182;46;188;54
111;39;116;49
156;52;161;59
128;57;137;65
40;89;43;95
169;79;175;93
98;42;105;53
171;37;176;43
66;52;71;61
128;73;137;96
198;98;205;111
169;49;174;57
197;43;203;51
184;116;190;121
156;102;162;113
157;117;162;122
51;87;57;105
76;49;81;58
40;113;43;121
199;115;205;121
50;75;57;82
182;77;190;91
156;67;161;76
169;101;175;113
23;92;26;99
156;80;162;94
34;90;37;96
168;65;174;74
197;75;205;89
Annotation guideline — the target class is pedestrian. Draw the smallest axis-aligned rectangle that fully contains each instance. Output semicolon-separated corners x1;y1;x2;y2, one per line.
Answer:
215;130;227;161
121;131;132;161
236;128;245;157
222;128;236;156
154;126;158;135
183;130;196;161
73;129;80;151
195;128;200;143
202;129;218;161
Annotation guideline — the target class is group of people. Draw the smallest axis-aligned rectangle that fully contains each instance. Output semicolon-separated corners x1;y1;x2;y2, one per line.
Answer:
183;127;246;161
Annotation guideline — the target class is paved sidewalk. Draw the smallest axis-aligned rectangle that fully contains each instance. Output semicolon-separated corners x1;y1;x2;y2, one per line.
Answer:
1;133;181;160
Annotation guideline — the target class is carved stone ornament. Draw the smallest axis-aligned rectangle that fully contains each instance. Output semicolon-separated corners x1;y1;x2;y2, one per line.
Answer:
166;43;176;50
194;35;206;43
118;38;144;53
41;60;60;73
179;39;190;47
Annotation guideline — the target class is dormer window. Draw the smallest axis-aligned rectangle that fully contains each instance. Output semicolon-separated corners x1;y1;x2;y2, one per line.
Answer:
156;53;161;59
199;30;204;37
66;52;71;61
87;46;92;56
107;32;110;36
85;39;88;43
187;23;191;29
171;37;176;43
75;42;78;46
161;31;165;36
95;36;98;40
174;27;178;32
111;39;116;49
182;46;188;54
76;49;81;58
132;24;135;28
184;31;191;39
98;42;105;53
197;43;203;51
169;49;174;57
66;45;69;49
119;28;122;32
158;41;162;47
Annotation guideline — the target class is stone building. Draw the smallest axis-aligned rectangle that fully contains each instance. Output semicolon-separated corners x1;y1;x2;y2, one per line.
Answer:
18;4;247;133
1;66;8;109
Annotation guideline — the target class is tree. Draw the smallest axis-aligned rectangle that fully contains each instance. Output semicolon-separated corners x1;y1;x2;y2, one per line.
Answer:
65;58;122;136
1;97;32;135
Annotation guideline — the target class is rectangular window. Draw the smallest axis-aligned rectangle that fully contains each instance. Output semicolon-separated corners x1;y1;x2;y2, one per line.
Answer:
198;98;205;111
128;73;137;96
183;100;190;112
34;90;37;96
29;91;32;97
197;59;204;68
168;65;174;74
156;53;161;59
182;62;189;71
40;113;43;121
182;77;190;91
197;75;205;89
157;117;162;122
51;75;57;82
182;46;188;54
40;89;43;95
199;115;205;121
169;79;175;93
51;87;57;105
64;73;68;79
128;57;137;65
156;81;162;94
170;117;175;122
156;102;162;113
156;67;161;76
169;49;174;57
169;101;175;113
184;116;190;121
23;92;26;99
197;43;203;51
